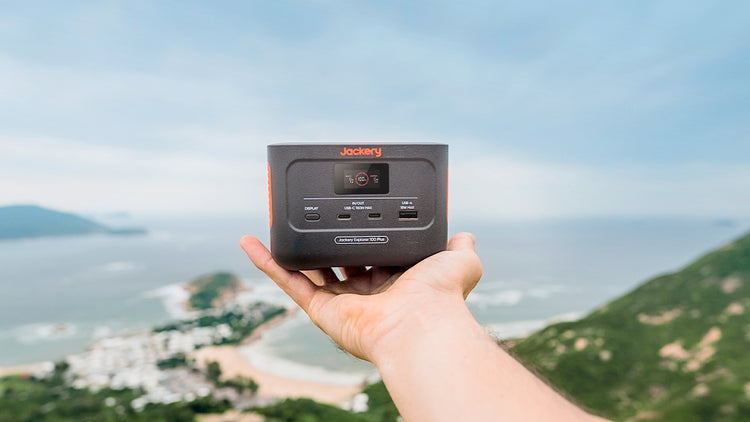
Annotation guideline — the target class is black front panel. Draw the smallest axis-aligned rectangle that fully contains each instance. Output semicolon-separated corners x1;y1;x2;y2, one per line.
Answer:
268;143;448;270
286;159;434;231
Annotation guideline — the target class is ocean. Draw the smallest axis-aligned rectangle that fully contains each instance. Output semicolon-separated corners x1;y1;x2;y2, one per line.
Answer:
0;214;746;380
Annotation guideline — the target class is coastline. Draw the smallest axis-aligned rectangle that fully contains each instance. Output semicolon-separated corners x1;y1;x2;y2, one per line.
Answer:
0;305;579;402
241;307;299;345
0;361;53;378
192;308;368;406
0;307;368;407
193;345;363;406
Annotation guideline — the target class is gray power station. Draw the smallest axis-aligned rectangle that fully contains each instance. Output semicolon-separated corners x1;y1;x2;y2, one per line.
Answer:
267;143;449;270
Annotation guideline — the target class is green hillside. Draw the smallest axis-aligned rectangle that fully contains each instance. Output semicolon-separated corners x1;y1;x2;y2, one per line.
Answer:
0;205;145;239
512;231;750;421
187;272;244;310
238;229;750;422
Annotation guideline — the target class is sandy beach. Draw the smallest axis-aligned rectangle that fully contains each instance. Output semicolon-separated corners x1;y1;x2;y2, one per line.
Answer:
193;345;363;406
0;310;368;407
192;310;366;406
0;362;53;378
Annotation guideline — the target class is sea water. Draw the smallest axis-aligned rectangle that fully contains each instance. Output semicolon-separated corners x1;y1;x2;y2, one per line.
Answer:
0;214;746;379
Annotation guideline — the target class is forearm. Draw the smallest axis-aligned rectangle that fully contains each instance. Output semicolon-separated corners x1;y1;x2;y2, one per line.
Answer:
372;299;607;422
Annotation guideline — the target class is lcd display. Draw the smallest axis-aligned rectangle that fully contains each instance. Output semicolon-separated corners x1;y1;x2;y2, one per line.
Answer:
334;163;389;194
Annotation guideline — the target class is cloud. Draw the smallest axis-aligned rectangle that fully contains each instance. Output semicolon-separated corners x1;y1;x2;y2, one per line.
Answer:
2;134;748;219
0;2;748;218
2;1;748;163
450;155;750;219
0;135;267;214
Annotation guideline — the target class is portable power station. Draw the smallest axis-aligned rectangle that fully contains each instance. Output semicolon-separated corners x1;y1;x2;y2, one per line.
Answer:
267;143;448;270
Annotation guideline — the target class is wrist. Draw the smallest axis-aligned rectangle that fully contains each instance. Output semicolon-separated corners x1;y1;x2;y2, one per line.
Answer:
368;294;483;370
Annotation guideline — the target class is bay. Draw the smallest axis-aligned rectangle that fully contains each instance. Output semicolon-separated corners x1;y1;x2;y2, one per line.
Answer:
0;214;745;374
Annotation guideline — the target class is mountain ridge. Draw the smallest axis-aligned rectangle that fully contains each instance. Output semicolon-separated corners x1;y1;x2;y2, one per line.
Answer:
0;204;145;240
512;230;750;421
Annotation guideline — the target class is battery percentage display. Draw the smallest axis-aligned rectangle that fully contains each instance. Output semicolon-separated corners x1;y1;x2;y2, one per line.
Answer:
335;163;388;194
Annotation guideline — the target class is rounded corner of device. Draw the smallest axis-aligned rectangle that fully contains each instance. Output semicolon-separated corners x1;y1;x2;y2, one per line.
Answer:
270;249;300;271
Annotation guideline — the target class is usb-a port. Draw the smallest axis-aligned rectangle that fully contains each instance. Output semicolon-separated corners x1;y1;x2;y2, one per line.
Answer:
337;214;351;220
398;210;418;219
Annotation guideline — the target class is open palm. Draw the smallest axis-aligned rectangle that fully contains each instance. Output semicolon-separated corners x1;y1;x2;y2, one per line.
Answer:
240;233;482;363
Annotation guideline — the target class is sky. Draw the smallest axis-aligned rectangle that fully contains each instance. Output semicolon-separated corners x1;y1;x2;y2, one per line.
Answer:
1;1;749;220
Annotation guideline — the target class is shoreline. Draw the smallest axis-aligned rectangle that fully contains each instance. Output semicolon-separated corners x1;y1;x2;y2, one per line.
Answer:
0;361;53;378
193;345;364;406
192;308;368;406
0;306;369;408
242;307;299;345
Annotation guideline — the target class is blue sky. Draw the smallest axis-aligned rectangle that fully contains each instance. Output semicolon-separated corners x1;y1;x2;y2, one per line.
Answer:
1;1;749;219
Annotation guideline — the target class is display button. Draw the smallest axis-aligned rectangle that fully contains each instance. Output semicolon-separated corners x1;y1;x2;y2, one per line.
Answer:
305;213;320;221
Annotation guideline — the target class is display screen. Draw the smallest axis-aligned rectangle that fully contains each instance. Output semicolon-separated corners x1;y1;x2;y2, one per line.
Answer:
334;163;389;195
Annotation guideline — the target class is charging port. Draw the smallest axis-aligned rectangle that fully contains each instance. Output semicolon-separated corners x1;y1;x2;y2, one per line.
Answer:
337;214;351;220
398;210;418;219
368;213;381;220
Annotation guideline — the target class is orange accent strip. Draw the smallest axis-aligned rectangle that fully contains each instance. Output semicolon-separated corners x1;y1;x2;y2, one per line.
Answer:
446;166;449;222
267;163;273;229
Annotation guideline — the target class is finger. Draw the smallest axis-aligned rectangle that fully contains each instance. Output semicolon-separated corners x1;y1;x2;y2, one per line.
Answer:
239;235;322;311
326;270;371;294
321;279;359;295
370;266;402;285
369;268;404;294
446;232;476;252
302;268;340;286
339;266;366;279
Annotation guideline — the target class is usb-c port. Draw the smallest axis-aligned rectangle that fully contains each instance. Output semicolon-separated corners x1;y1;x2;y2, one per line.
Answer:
368;213;381;220
399;210;418;219
337;214;351;220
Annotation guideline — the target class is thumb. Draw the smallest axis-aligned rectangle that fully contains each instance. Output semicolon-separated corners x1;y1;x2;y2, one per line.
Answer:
446;232;476;252
445;232;482;298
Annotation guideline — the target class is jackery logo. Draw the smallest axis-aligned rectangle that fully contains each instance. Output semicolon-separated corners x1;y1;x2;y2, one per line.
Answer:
339;146;382;158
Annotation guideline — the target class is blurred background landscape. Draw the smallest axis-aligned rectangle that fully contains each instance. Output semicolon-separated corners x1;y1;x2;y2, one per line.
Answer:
1;1;749;421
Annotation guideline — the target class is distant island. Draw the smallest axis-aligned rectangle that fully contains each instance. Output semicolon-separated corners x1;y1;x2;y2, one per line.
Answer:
0;205;146;240
185;272;248;311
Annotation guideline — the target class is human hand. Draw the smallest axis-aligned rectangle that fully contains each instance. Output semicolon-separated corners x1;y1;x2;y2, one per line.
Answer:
241;234;610;422
239;232;482;365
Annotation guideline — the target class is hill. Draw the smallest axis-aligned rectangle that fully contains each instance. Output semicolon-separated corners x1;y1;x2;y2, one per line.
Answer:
512;230;750;421
0;205;145;240
186;272;247;311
